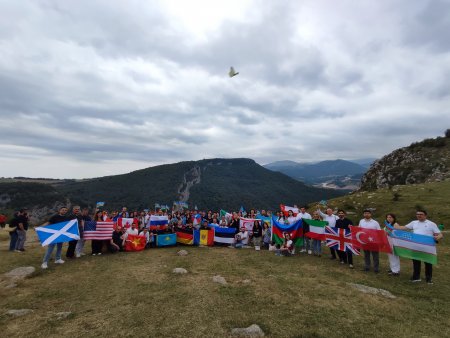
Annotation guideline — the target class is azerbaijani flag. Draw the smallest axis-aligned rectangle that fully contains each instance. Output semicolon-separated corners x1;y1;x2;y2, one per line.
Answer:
303;219;327;240
280;204;299;217
176;228;194;245
150;215;168;230
389;229;437;264
271;217;303;246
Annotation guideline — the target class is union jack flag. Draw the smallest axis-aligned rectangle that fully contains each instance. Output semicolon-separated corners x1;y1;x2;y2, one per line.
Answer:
325;226;360;255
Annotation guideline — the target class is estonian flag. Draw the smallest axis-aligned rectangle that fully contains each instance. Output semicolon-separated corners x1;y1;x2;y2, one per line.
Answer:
213;227;236;246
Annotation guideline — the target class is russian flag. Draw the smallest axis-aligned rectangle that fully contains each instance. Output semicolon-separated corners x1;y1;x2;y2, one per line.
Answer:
149;215;168;230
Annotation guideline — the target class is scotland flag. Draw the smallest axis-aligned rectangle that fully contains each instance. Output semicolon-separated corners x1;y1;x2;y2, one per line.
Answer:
35;220;80;246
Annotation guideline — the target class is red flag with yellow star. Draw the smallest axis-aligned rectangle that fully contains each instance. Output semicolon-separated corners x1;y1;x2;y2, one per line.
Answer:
125;234;146;251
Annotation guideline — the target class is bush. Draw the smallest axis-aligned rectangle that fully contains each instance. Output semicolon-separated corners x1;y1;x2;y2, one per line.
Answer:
446;129;450;138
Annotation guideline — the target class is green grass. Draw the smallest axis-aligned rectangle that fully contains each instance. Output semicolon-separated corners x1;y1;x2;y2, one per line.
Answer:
0;229;449;338
324;179;450;226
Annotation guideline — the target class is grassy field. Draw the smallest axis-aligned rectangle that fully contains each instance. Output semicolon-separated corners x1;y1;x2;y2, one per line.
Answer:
0;229;449;338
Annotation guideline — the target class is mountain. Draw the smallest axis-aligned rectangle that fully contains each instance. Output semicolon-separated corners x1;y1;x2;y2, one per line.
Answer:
263;159;367;190
0;158;344;223
349;158;377;169
360;135;450;191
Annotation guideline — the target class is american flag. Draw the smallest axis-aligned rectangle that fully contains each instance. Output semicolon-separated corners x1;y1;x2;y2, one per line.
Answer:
83;221;114;240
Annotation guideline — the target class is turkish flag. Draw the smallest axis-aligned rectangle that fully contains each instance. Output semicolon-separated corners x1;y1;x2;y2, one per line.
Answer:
350;226;392;253
125;234;146;251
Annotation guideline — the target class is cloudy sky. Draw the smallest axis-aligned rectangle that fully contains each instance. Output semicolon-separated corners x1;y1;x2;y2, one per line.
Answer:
1;0;449;178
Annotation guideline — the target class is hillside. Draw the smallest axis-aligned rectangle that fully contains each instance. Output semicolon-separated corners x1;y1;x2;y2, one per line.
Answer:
264;159;367;190
360;135;450;191
324;179;450;226
0;158;344;222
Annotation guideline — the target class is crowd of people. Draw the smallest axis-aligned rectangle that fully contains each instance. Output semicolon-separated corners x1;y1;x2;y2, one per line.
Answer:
3;204;443;284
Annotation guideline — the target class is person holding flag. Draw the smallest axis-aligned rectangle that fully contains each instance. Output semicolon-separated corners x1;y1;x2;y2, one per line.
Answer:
40;206;71;269
358;209;381;273
384;214;401;276
394;210;443;284
317;205;339;260
335;210;354;268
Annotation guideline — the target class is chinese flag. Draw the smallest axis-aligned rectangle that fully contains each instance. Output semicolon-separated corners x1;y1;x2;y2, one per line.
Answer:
350;226;392;253
125;234;146;251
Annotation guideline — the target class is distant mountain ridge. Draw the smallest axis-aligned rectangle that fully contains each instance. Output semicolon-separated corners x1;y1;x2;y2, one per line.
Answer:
0;158;344;223
263;159;368;190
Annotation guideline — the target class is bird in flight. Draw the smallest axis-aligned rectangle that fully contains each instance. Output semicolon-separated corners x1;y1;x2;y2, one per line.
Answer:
229;66;239;77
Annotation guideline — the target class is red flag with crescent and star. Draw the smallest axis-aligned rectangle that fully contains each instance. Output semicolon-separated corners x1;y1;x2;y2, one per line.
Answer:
350;226;392;253
125;234;146;251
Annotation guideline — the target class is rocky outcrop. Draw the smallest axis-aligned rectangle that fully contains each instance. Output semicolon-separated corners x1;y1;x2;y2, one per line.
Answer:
177;166;201;202
360;137;450;190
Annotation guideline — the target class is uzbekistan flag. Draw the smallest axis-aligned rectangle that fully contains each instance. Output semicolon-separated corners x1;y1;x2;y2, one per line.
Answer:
125;234;146;251
35;220;80;246
150;215;168;230
280;204;299;217
156;233;177;247
84;221;114;240
389;229;437;264
213;227;236;246
350;226;392;253
325;226;360;255
176;228;194;245
303;219;327;240
271;217;303;247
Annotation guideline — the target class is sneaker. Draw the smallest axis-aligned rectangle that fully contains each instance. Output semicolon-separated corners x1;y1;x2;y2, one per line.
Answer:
97;253;102;255
41;262;48;269
410;278;422;283
55;259;65;264
75;253;81;258
426;280;433;285
92;253;97;256
15;250;22;253
349;264;354;269
307;250;312;255
300;249;306;253
340;261;345;264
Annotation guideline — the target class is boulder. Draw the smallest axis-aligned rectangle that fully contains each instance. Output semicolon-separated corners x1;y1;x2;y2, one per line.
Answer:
172;268;188;274
55;312;72;320
1;266;35;288
347;283;396;299
177;250;189;256
212;275;227;285
6;309;33;317
231;324;265;337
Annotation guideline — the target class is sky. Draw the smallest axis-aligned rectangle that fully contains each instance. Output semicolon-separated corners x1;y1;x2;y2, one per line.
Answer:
1;0;449;179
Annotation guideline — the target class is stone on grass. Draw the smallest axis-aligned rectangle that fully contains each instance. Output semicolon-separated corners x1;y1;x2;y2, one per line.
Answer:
1;266;35;288
177;250;189;256
212;275;227;285
347;283;396;299
172;268;188;274
6;309;33;317
241;279;251;284
55;312;72;320
231;324;265;337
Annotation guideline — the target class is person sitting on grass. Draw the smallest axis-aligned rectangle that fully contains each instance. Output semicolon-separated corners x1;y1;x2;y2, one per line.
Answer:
234;226;248;248
139;228;152;249
280;232;293;256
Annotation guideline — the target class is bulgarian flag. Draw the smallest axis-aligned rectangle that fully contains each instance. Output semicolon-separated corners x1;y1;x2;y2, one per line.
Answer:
280;204;299;217
303;219;327;240
389;229;437;264
272;217;303;246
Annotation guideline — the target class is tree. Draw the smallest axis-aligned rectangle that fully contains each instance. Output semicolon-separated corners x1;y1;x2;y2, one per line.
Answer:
445;129;450;138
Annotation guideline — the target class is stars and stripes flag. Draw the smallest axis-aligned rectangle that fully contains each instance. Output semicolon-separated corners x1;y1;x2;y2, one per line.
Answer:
83;220;114;240
325;226;360;255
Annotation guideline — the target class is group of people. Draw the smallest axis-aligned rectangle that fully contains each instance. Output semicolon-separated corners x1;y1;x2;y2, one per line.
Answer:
4;204;444;284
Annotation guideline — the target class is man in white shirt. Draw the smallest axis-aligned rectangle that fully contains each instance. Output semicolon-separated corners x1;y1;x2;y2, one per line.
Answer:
317;206;339;259
234;227;248;248
358;209;381;273
122;223;139;247
395;210;443;284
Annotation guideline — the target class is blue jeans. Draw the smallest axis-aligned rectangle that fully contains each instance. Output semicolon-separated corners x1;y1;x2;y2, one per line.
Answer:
43;243;63;263
235;242;243;248
312;239;321;255
9;231;18;251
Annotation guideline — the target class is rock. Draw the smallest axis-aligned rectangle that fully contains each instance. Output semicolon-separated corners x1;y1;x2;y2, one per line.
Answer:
4;266;35;280
212;275;227;285
1;266;35;289
347;283;396;299
6;309;33;317
231;324;265;337
172;268;188;274
242;279;251;284
55;312;72;320
177;250;189;256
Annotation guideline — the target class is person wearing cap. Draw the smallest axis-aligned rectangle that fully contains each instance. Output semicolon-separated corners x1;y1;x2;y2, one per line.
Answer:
358;209;381;273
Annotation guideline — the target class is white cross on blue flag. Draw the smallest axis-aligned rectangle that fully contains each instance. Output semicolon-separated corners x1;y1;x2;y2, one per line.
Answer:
35;220;80;246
